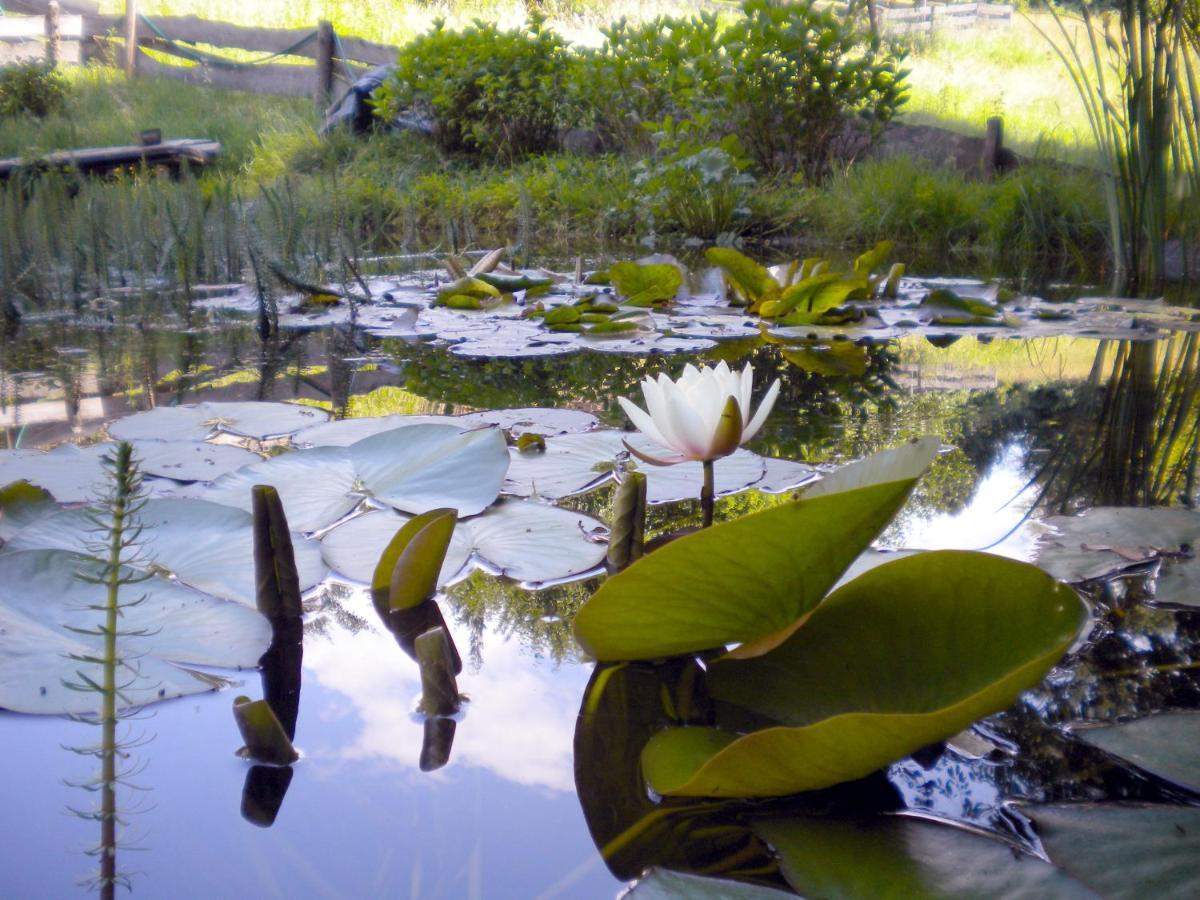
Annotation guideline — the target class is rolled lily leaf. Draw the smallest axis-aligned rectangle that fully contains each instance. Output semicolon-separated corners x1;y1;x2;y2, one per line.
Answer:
610;262;683;307
370;508;458;612
607;472;647;572
640;551;1085;797
853;239;895;276
573;438;939;662
705;248;778;307
233;695;300;765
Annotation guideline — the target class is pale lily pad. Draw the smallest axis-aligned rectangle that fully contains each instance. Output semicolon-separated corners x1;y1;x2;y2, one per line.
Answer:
639;552;1085;797
1036;507;1200;607
626;869;794;899
504;430;776;503
199;424;509;532
291;415;462;447
1073;713;1200;791
1027;804;1200;899
321;509;474;587
128;440;261;483
1;498;326;607
755;815;1093;899
0;549;271;715
457;407;599;437
0;444;109;503
109;401;328;442
320;499;607;587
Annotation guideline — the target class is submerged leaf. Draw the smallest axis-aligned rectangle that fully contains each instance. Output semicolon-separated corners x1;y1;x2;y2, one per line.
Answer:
1074;713;1200;791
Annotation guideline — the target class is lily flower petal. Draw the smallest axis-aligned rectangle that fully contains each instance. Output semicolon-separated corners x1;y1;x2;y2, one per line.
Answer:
618;396;671;449
741;378;781;443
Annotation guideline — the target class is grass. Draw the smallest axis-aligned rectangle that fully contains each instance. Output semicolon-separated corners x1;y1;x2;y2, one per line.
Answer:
0;3;1127;285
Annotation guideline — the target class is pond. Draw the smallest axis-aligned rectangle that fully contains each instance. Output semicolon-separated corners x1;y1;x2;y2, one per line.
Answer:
2;252;1200;898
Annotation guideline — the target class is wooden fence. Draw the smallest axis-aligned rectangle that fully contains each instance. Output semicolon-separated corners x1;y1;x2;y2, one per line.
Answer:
1;0;1013;106
0;1;396;107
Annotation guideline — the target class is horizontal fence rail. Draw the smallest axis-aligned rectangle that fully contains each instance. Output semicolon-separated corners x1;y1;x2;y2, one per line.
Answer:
2;0;1014;102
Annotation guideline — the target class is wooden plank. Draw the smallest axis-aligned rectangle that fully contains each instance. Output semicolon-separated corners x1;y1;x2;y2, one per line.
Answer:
0;17;50;38
0;138;222;180
134;51;315;99
880;7;931;21
84;14;319;59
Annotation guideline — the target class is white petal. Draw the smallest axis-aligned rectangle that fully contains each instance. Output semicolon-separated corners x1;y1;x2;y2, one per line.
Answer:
741;379;781;444
739;365;754;428
642;377;676;448
618;396;673;450
662;378;711;458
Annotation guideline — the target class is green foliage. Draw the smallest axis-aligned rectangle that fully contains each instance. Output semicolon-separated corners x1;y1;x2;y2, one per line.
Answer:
375;16;576;161
634;122;756;239
0;63;69;119
575;0;908;178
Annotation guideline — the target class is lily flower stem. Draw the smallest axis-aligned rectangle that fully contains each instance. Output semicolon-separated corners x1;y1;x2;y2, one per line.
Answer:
701;459;715;528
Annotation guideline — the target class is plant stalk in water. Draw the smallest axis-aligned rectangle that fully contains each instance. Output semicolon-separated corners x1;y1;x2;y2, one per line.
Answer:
701;459;715;528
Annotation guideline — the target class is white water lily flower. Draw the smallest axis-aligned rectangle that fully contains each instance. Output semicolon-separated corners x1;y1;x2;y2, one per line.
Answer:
618;362;781;465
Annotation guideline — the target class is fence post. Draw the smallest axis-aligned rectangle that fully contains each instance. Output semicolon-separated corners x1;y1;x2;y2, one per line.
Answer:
315;20;334;111
45;2;62;69
124;0;138;77
982;116;1004;179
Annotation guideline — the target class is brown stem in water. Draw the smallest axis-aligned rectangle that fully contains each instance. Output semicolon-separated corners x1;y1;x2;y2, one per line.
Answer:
701;459;715;528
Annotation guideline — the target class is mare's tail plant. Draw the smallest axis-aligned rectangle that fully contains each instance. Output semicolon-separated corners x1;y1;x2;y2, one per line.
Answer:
64;442;152;899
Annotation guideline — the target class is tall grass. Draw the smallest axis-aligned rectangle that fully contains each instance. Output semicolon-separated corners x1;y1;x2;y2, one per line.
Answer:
1034;0;1195;295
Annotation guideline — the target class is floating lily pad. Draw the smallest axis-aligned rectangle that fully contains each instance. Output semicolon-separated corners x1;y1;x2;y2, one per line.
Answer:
639;551;1085;797
128;440;261;483
0;549;271;715
321;509;474;587
1074;713;1200;791
1027;804;1200;899
320;499;607;587
1036;507;1200;607
755;815;1092;899
291;415;462;447
457;407;599;436
2;498;326;607
199;424;509;532
0;443;110;503
109;401;328;442
503;430;777;502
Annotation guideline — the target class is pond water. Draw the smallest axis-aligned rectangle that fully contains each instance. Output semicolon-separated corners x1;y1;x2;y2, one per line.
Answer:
2;259;1200;898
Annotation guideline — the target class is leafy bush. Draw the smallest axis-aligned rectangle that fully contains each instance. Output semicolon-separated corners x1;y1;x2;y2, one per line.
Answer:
374;16;576;162
574;0;908;179
634;118;756;239
0;63;69;118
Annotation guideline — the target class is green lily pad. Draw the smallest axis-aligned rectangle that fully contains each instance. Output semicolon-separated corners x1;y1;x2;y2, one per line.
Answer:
626;869;794;899
0;549;271;715
572;438;939;662
755;815;1093;899
1074;713;1200;791
128;440;261;483
2;498;326;607
706;248;778;305
1027;804;1200;899
1036;507;1200;607
291;414;461;447
640;551;1084;797
610;262;683;307
109;401;328;442
782;342;870;377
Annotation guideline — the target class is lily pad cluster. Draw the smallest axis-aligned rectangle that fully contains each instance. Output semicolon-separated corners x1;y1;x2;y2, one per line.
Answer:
193;247;1200;360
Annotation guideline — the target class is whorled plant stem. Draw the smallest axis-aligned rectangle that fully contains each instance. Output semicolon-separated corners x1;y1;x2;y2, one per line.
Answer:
701;459;715;528
99;443;138;900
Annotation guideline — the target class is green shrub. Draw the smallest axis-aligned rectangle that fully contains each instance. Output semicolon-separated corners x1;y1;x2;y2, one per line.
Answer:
374;16;576;162
0;63;69;118
574;0;908;179
634;118;756;239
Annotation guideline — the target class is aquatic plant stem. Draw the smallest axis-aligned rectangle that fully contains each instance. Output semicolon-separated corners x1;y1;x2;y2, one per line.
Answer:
99;447;135;900
702;460;715;528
